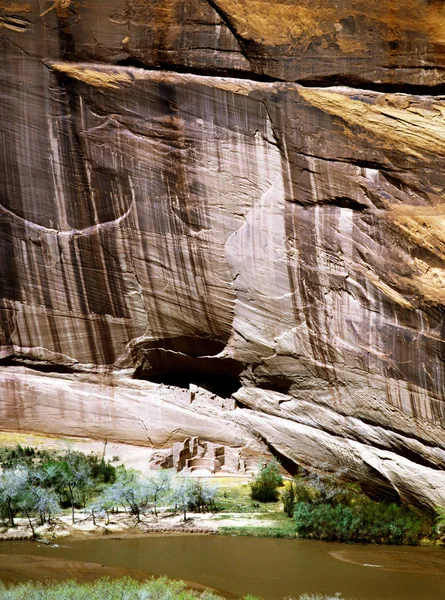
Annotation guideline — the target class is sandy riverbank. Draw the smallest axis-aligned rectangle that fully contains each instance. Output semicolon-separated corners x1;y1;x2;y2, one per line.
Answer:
0;506;284;543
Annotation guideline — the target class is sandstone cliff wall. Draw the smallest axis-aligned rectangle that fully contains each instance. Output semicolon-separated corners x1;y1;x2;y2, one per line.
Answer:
1;0;445;507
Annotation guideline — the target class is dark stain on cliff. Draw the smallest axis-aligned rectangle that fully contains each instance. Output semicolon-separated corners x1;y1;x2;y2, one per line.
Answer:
0;223;21;306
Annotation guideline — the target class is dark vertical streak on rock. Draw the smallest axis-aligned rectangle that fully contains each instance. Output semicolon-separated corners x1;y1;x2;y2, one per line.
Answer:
56;3;77;61
58;239;74;313
0;223;21;305
68;239;89;316
55;75;96;230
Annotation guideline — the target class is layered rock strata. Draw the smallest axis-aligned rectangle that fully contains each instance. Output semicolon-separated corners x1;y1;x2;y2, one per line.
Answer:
1;0;445;508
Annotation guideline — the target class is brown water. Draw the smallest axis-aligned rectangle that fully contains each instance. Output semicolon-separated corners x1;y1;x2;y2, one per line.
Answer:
2;535;445;600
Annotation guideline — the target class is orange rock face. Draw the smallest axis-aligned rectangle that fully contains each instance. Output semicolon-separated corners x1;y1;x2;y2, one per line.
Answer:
1;0;445;507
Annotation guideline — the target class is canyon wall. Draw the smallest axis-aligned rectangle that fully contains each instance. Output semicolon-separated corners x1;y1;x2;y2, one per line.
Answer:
1;0;445;507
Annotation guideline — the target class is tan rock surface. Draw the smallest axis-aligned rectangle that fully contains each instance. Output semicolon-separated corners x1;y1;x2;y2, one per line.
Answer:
1;0;445;507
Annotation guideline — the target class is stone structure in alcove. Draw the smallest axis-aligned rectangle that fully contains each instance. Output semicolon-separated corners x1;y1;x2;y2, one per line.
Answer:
150;436;250;474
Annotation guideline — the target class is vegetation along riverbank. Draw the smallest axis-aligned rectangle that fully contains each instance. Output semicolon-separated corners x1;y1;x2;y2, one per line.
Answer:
0;578;352;600
0;435;442;546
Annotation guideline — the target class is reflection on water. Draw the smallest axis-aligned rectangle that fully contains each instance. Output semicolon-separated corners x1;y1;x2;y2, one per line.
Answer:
2;535;445;600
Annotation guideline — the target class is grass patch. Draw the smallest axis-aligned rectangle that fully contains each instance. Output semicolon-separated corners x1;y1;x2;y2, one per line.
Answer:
0;432;77;449
254;512;289;522
0;577;353;600
219;525;297;538
214;512;288;522
0;577;231;599
216;483;281;514
299;596;350;600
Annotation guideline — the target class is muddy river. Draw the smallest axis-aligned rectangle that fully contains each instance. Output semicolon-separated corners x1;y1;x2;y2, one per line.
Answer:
2;535;445;599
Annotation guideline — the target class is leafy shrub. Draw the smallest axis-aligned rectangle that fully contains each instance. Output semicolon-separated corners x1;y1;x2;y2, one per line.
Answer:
0;445;53;469
294;499;433;545
296;470;359;506
434;506;445;539
0;577;237;600
250;461;283;503
219;525;296;538
299;595;348;600
293;479;313;504
282;481;296;517
0;578;354;600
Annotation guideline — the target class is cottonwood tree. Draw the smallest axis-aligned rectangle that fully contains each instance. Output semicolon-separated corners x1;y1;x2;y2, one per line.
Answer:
171;475;195;521
19;486;60;537
43;451;93;524
200;479;218;512
0;466;29;527
17;490;37;537
187;479;218;513
171;475;219;520
31;487;60;526
88;499;105;527
144;469;173;516
105;469;144;522
91;486;121;525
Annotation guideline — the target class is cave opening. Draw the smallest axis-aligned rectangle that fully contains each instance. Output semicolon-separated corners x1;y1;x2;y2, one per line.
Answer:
256;375;293;395
132;336;243;398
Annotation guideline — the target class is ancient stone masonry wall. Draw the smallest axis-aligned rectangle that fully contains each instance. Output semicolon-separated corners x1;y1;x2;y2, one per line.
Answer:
1;0;445;507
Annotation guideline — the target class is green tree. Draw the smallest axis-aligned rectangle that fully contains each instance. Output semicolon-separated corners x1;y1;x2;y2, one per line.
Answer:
43;451;93;524
282;481;296;517
87;455;117;484
250;461;283;503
